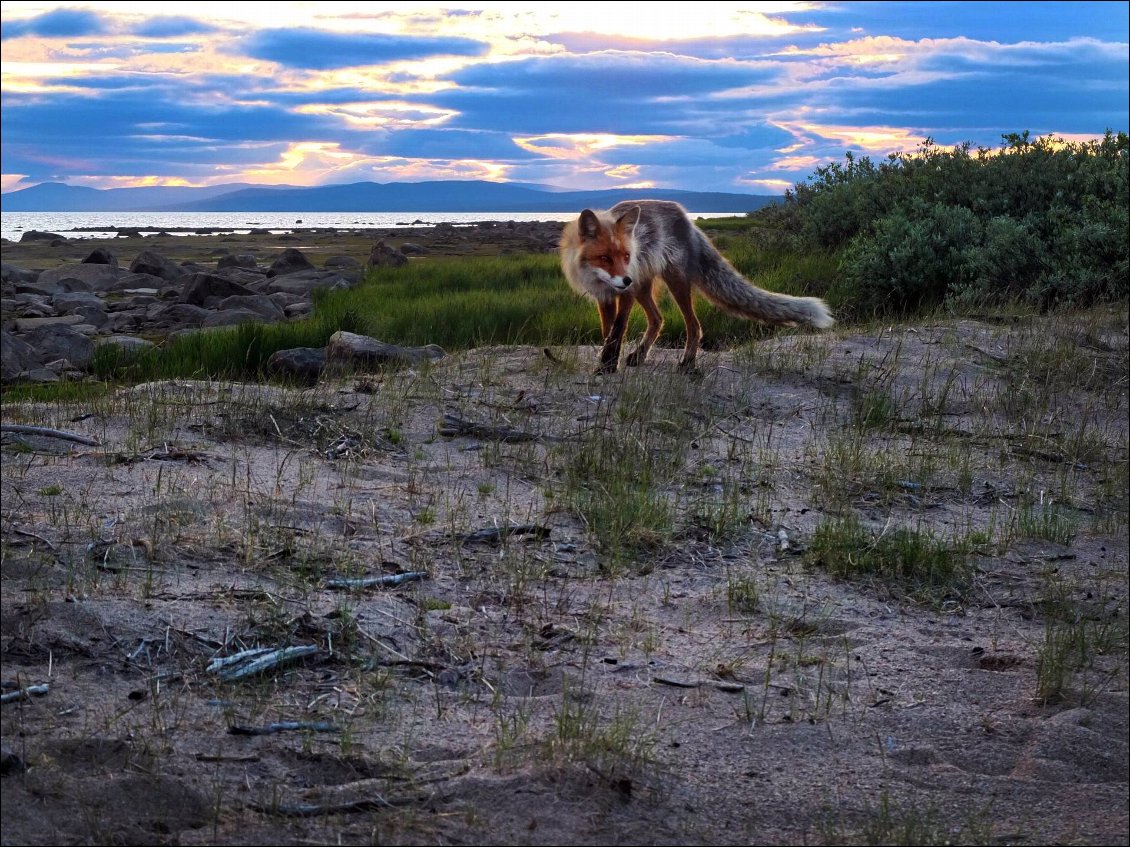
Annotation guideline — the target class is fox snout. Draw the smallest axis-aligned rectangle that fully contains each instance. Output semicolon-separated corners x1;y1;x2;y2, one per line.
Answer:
609;274;632;290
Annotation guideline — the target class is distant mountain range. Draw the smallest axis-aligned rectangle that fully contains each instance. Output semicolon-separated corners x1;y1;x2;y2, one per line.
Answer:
0;180;779;214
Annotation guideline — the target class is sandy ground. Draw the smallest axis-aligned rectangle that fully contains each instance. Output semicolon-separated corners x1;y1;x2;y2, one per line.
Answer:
1;302;1127;844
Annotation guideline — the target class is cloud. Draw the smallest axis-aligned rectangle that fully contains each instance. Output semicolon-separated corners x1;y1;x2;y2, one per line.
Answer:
128;16;221;38
0;7;109;40
237;28;489;70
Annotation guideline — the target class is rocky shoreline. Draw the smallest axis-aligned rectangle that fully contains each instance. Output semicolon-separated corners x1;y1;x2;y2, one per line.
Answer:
1;220;565;384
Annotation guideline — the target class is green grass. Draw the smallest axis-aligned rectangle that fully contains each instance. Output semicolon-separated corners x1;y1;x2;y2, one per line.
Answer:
808;516;973;605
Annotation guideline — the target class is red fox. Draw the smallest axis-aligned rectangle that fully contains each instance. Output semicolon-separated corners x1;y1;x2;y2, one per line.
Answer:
559;200;834;372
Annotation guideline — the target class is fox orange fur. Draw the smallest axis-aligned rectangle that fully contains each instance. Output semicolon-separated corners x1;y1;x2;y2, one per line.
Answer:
559;200;833;372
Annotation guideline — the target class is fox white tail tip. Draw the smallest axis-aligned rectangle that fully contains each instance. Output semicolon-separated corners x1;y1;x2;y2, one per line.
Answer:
808;300;834;329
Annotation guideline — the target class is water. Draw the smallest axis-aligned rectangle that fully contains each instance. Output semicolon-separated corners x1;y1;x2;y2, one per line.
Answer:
0;210;739;243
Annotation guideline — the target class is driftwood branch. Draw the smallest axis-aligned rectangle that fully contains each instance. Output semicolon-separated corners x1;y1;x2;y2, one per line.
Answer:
324;571;427;589
0;683;50;704
457;524;550;544
438;413;561;444
229;721;339;736
207;645;318;680
1;424;100;447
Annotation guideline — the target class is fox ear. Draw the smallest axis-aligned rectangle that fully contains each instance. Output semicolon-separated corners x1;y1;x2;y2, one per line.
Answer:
615;205;642;233
578;209;600;240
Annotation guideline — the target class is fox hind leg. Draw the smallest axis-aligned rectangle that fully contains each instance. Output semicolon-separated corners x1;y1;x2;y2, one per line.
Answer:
665;273;702;370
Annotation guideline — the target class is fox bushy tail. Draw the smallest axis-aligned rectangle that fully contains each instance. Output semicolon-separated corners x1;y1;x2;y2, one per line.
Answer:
695;232;834;329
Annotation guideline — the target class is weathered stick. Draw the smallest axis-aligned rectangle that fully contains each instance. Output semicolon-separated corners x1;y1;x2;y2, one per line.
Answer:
1;424;100;447
229;721;339;736
457;524;550;544
208;645;318;680
324;571;427;589
0;683;50;704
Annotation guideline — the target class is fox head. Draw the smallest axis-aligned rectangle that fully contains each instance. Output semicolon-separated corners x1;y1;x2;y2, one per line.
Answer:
575;205;641;294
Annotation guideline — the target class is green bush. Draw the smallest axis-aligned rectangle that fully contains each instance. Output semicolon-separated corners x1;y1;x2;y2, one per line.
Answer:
772;130;1129;315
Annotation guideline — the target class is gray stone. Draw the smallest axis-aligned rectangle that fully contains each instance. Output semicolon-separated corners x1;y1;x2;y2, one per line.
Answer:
324;255;361;269
216;294;286;321
70;305;110;329
130;250;187;282
266;347;326;385
52;290;105;313
326;330;445;368
111;272;168;291
217;252;259;271
22;323;95;369
37;263;121;292
82;247;118;267
180;273;255;307
19;230;66;242
201;309;268;328
1;329;44;381
368;240;408;267
148;303;210;328
1;262;40;284
263;270;350;296
14;315;84;331
267;248;315;278
399;242;428;255
96;335;157;359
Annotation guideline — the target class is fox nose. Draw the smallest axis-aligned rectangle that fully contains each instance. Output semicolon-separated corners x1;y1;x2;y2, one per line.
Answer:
622;276;632;287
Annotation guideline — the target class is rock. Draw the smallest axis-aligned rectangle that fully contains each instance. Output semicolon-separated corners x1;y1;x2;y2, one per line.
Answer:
215;268;267;287
368;240;408;268
217;252;258;271
267;248;315;278
69;305;110;330
1;262;40;284
201;309;268;328
324;255;360;269
130;250;187;282
109;271;167;292
14;315;85;331
399;243;428;255
216;294;286;321
82;247;118;267
263;270;351;296
37;263;122;292
21;323;95;369
1;328;45;381
326;330;445;369
180;272;256;307
96;335;157;360
19;230;66;242
266;347;326;385
51;290;105;313
148;303;210;328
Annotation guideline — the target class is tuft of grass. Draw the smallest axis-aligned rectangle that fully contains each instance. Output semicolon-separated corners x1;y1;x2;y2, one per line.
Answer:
808;516;972;605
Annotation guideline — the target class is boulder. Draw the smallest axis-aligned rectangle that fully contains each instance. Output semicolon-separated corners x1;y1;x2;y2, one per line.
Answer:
1;262;40;285
368;240;408;268
399;243;428;256
21;323;95;369
266;347;326;385
51;290;105;313
130;250;187;282
201;309;268;328
148;303;210;328
180;273;256;307
109;271;167;292
19;230;66;242
217;252;259;271
326;331;445;369
37;263;122;292
96;335;157;360
267;248;315;278
324;255;360;269
263;270;351;296
1;329;45;381
82;247;118;267
215;294;286;321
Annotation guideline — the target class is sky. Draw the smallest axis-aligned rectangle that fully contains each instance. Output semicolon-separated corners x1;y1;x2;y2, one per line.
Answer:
1;1;1127;195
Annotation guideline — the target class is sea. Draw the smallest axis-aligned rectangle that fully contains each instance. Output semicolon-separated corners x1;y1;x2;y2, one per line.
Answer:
0;210;738;243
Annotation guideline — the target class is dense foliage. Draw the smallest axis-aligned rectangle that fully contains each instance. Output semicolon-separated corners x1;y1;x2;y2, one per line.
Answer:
762;130;1129;318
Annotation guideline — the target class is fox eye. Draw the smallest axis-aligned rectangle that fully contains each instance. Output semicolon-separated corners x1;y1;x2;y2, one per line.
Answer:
599;254;611;263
